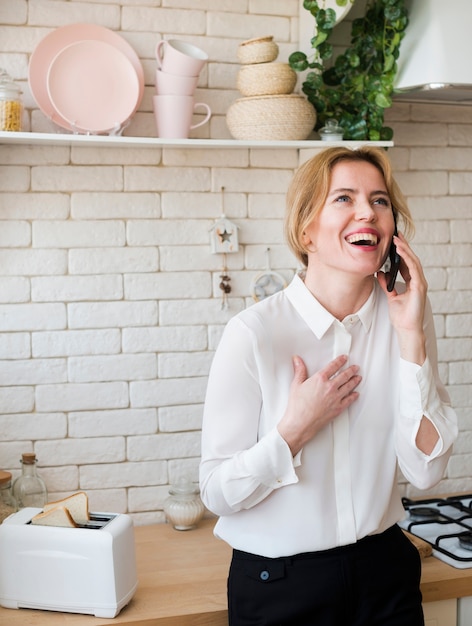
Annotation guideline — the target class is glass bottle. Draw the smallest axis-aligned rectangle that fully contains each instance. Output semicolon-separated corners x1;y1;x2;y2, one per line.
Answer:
163;478;205;531
0;470;18;523
0;69;22;132
12;453;48;508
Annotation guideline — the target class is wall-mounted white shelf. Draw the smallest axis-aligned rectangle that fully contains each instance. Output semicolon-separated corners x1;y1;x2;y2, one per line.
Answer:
0;131;393;150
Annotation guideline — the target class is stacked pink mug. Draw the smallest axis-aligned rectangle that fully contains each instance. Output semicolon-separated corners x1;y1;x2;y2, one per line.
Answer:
153;39;211;139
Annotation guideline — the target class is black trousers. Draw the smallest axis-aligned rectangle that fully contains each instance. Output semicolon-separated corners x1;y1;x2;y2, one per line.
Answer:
227;524;424;626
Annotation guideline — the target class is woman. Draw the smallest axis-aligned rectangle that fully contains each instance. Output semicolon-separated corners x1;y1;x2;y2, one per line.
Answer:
199;147;458;626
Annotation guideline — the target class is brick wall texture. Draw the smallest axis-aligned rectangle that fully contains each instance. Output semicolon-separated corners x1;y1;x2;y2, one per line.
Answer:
0;0;471;525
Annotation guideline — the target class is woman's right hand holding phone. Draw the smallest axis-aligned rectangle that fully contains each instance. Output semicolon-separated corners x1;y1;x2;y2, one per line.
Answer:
378;232;428;366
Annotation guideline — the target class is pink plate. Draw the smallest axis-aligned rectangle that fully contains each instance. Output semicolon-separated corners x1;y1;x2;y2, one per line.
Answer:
29;23;144;131
47;40;139;134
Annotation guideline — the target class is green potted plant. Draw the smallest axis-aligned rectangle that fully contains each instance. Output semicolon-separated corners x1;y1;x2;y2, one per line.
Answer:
289;0;409;141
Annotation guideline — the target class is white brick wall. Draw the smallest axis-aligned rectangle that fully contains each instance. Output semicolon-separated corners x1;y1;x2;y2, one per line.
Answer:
0;1;470;524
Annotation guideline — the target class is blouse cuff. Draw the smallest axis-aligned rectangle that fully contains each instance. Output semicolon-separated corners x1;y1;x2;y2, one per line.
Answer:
399;357;441;419
399;356;443;457
243;427;299;489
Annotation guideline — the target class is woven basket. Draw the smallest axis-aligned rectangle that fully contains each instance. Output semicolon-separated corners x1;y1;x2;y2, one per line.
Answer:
237;63;297;97
237;36;279;65
226;95;316;141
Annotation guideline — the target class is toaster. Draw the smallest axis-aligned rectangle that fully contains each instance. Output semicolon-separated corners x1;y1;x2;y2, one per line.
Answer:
0;507;138;618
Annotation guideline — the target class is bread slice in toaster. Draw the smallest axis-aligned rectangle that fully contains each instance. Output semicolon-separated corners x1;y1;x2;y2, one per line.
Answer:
31;505;78;528
42;491;90;525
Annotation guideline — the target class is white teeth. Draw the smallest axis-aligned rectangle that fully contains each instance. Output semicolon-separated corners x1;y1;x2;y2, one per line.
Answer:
346;233;378;245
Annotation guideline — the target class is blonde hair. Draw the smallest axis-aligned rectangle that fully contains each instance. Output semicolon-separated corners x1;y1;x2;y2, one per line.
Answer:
285;147;414;267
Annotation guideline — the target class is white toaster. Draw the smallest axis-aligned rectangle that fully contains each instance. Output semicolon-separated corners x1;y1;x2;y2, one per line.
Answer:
0;507;138;618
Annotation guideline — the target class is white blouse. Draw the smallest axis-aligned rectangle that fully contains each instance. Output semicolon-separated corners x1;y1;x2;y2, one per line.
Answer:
199;274;458;558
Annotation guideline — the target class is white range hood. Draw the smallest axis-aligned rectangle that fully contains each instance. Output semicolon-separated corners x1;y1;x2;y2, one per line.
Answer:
394;0;472;103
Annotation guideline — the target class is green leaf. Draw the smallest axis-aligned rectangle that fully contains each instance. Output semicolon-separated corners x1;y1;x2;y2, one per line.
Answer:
347;52;360;68
303;0;320;15
375;92;392;108
385;6;402;21
318;42;334;60
308;61;324;71
347;121;369;141
289;51;308;72
390;32;401;49
304;72;324;90
318;8;337;29
384;54;395;72
312;31;329;48
380;126;394;141
322;67;341;86
350;74;364;91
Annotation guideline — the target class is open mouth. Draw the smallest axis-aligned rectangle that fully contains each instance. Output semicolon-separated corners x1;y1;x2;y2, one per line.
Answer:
346;233;378;247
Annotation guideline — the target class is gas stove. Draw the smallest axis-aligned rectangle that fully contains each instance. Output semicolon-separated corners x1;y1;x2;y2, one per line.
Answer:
399;495;472;569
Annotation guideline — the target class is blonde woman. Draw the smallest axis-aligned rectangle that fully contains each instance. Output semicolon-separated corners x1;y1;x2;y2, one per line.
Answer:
200;147;457;626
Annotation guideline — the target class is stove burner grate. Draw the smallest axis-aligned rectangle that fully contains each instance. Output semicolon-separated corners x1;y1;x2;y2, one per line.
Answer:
408;506;442;522
401;496;472;567
458;532;472;552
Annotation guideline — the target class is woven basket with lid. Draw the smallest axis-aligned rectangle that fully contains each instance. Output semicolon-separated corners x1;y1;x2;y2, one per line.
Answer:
237;36;279;65
226;95;316;141
237;63;297;97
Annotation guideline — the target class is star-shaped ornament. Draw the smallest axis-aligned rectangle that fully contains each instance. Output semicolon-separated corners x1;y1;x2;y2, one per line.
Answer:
210;217;239;253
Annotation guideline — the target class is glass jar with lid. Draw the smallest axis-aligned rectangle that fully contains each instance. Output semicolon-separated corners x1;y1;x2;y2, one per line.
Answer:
163;478;205;530
319;118;344;141
0;68;23;132
0;470;18;523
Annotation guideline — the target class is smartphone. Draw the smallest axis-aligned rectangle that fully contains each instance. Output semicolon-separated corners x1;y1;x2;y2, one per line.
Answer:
387;225;400;292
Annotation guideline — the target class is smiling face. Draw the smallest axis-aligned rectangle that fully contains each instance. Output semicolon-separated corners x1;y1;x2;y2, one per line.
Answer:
302;159;395;280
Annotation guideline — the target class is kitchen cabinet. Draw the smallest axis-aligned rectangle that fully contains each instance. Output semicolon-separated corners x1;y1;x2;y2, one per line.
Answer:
423;599;457;626
0;130;393;150
1;517;472;625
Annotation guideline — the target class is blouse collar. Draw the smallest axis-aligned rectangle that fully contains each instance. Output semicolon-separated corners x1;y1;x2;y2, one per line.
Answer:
284;272;377;339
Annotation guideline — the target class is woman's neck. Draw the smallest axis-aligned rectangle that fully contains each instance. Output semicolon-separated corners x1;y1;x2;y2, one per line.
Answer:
303;266;375;321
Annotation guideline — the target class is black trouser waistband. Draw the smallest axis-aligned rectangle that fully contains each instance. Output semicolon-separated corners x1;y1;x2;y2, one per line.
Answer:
232;524;400;563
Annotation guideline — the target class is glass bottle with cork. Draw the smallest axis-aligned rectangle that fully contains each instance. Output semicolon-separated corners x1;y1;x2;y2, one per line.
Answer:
0;470;17;522
12;453;48;508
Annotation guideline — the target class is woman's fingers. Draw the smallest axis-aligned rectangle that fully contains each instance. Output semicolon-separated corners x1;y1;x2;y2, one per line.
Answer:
302;356;362;413
280;355;362;454
394;234;426;290
322;354;349;380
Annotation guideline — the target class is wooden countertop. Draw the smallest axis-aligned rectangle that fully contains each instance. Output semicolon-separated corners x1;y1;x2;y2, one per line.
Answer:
1;517;472;625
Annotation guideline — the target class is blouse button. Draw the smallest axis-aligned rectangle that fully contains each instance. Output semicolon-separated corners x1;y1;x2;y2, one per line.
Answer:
260;570;270;581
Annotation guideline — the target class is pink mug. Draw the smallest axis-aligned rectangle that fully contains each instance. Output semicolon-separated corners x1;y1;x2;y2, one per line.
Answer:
155;68;199;96
153;95;211;138
155;39;208;77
